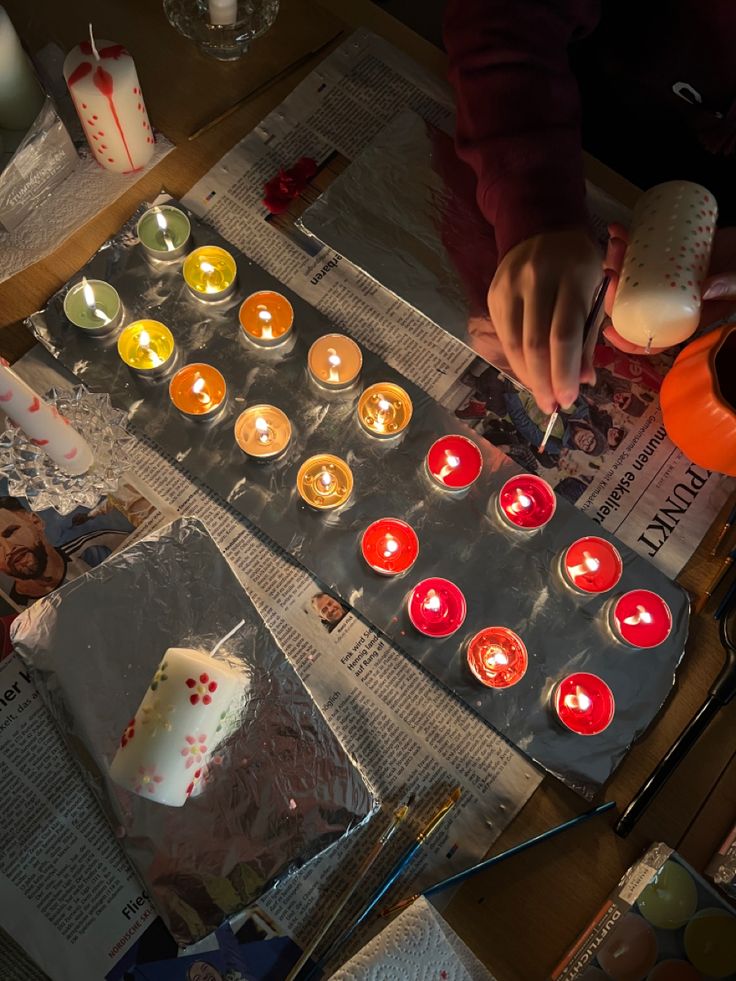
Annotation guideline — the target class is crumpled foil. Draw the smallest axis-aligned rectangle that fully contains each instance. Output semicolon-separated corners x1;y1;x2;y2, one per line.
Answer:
11;517;374;946
0;385;134;513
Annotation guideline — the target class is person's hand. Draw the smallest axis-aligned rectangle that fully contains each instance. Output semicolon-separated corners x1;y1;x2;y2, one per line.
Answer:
487;227;602;413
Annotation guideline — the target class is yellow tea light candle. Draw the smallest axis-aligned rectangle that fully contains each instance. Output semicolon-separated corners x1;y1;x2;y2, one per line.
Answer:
307;333;362;391
169;363;227;422
239;290;294;347
234;404;292;460
296;453;353;510
182;245;237;301
117;320;175;375
357;382;413;439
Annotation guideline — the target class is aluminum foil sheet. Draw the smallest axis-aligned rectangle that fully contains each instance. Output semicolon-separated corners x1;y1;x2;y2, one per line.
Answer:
29;203;690;796
10;517;374;946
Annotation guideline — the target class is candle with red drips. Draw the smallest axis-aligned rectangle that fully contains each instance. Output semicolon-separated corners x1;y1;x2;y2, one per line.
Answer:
467;627;528;689
562;536;623;594
408;577;466;638
554;672;615;735
426;435;483;492
610;589;673;648
360;518;419;576
497;474;556;531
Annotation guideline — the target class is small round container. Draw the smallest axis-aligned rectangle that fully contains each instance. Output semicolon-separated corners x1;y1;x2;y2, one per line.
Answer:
117;320;176;376
561;536;623;594
408;577;466;638
239;290;294;347
137;205;191;261
357;382;413;439
63;279;123;336
307;334;362;391
496;474;556;531
553;672;615;736
169;363;227;422
234;404;291;460
609;589;673;648
360;518;419;576
426;434;483;492
182;245;237;301
466;627;528;689
296;453;354;510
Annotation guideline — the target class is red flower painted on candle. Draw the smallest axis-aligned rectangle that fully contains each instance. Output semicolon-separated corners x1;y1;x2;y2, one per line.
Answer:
263;157;317;214
120;717;136;748
185;672;218;705
185;766;204;798
134;764;164;795
181;733;208;769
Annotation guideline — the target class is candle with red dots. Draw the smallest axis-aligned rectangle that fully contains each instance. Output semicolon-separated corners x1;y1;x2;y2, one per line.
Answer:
64;34;154;175
426;435;483;492
467;627;528;689
408;578;466;637
610;589;673;648
561;536;623;594
361;518;419;576
554;673;615;735
497;474;556;531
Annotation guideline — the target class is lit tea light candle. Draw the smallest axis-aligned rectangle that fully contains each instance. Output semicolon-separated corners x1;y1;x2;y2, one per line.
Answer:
117;320;176;375
610;589;673;648
182;245;237;301
357;382;413;439
360;517;419;576
234;404;292;460
408;577;466;638
307;333;363;390
63;277;123;335
554;672;615;735
426;434;483;492
296;453;354;510
169;363;227;422
561;536;623;594
497;474;556;531
137;205;192;261
239;290;294;347
466;626;528;689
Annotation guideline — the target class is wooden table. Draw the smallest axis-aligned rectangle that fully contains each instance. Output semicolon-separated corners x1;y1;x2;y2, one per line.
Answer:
1;2;734;978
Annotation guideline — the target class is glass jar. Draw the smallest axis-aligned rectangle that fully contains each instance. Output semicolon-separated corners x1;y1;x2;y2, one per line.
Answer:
163;0;280;61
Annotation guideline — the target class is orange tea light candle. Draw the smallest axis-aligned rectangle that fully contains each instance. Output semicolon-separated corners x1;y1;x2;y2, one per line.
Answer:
239;290;294;347
467;627;528;689
169;363;227;422
357;382;413;439
307;333;362;390
297;453;353;510
117;320;175;375
182;245;237;301
234;404;292;460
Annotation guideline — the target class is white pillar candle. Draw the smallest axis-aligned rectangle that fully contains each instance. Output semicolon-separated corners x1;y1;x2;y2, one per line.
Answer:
208;0;238;25
611;181;718;350
0;6;44;131
0;359;94;475
109;647;245;807
63;34;154;175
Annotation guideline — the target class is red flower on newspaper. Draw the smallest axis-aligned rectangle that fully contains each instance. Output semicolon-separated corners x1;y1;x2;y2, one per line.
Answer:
262;156;317;214
120;717;136;748
185;766;203;799
134;764;163;795
185;672;218;705
181;733;208;768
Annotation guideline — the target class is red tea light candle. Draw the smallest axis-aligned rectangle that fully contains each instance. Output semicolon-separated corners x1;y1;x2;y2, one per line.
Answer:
357;382;413;439
610;589;673;648
554;672;615;736
467;626;528;689
307;333;363;391
497;474;556;531
296;453;354;510
426;434;483;492
169;363;227;422
360;518;419;576
562;536;623;594
408;577;466;638
239;290;294;347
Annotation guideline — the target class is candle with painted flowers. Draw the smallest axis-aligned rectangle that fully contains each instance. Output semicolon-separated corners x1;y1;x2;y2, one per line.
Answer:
239;290;294;347
554;672;615;735
234;404;291;460
496;474;556;531
561;536;623;594
183;246;237;301
610;589;672;648
307;334;362;390
426;434;483;492
296;453;353;510
0;358;93;475
169;363;227;422
63;32;154;174
408;577;466;638
467;627;528;689
118;321;176;376
360;518;418;576
63;277;122;334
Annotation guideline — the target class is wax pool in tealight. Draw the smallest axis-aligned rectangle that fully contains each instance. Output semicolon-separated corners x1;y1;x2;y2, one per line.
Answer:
234;404;291;460
296;454;354;510
239;291;294;347
357;383;413;439
117;320;176;375
408;577;466;638
610;589;672;648
596;914;657;981
169;363;227;421
183;246;237;301
307;334;362;390
137;205;191;260
497;474;556;531
561;536;623;594
553;672;615;736
63;278;122;334
684;908;736;978
426;434;483;492
360;518;418;576
637;860;698;929
466;627;528;689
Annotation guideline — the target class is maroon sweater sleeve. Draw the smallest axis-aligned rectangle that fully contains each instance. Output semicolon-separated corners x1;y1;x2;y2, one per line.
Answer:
444;0;601;259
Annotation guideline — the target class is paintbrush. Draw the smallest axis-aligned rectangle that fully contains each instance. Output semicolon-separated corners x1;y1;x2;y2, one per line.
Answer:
712;501;736;556
694;547;736;615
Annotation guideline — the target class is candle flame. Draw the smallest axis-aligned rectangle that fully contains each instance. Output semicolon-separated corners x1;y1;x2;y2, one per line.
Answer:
583;551;601;573
200;260;215;274
82;278;95;308
258;309;272;322
382;536;399;559
138;330;151;349
623;604;654;627
191;376;212;406
155;211;168;231
437;451;461;481
318;470;335;494
510;490;532;515
564;686;592;713
326;348;342;383
484;646;509;670
378;398;391;412
254;416;272;444
423;589;442;613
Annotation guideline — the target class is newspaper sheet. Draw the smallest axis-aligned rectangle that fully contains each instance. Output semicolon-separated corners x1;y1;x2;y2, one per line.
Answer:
182;27;733;579
0;349;540;979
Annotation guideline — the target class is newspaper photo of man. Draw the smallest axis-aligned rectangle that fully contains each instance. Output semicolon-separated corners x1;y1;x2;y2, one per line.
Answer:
310;591;349;633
